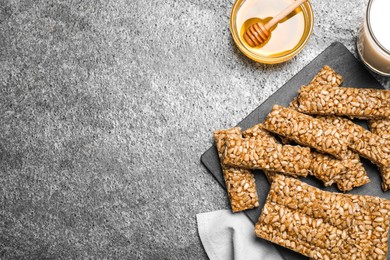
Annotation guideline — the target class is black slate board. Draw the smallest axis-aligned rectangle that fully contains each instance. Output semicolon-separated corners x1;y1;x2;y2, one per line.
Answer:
200;42;389;260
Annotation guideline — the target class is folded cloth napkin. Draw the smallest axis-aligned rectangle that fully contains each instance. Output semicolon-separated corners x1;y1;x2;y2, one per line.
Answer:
196;210;283;260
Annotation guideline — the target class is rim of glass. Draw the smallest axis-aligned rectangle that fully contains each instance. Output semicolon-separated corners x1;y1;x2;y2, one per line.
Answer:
230;0;314;64
367;0;390;55
357;45;390;77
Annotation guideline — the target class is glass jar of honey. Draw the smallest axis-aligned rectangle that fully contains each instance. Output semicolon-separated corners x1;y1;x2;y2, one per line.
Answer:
230;0;314;64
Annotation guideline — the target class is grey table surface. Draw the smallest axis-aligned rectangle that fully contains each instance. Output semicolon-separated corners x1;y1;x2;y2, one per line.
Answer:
1;0;389;259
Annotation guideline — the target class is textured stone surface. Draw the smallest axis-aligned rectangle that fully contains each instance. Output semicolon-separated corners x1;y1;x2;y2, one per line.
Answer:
0;0;389;259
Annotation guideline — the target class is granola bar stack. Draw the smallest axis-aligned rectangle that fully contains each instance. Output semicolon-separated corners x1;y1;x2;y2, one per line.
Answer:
211;65;390;258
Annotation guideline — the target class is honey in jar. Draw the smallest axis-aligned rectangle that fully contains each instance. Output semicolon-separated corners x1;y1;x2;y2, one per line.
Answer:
230;0;313;64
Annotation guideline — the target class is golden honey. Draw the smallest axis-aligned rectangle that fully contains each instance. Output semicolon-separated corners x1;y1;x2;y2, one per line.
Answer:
230;0;313;64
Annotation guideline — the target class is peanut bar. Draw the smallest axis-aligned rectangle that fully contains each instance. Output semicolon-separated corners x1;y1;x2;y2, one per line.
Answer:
370;119;390;191
310;65;343;87
255;175;390;260
214;128;259;212
308;67;369;190
334;150;370;191
319;116;390;168
264;105;350;159
286;67;368;190
243;123;288;183
370;119;390;138
223;135;311;176
288;65;343;111
242;123;362;189
297;85;390;119
282;65;343;144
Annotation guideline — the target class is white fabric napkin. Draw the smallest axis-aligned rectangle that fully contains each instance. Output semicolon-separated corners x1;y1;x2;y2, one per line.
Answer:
196;210;283;260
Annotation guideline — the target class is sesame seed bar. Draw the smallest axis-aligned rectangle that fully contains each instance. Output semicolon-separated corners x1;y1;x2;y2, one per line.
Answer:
242;123;278;143
336;164;370;192
288;65;343;111
243;122;366;190
262;170;283;183
370;119;390;138
310;65;343;87
281;65;343;145
319;116;390;168
288;97;300;111
280;66;368;191
255;175;390;260
223;135;311;177
309;132;369;191
306;67;369;190
283;66;367;191
310;151;345;185
279;97;299;144
297;85;390;119
242;123;289;183
370;119;390;191
278;98;300;144
263;105;350;159
334;150;370;192
214;128;259;212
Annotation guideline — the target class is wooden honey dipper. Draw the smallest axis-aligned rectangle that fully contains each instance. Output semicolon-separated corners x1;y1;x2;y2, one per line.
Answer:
244;0;307;48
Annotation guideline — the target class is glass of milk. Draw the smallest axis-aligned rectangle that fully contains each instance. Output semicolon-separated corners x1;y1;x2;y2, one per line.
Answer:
357;0;390;76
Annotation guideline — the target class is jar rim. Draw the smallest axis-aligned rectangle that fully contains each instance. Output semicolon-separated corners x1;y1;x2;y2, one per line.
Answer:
367;0;390;55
